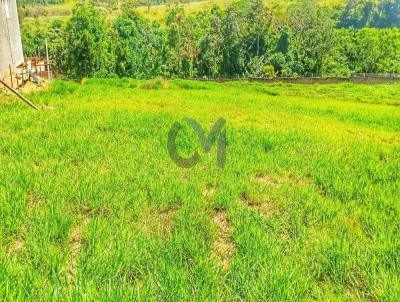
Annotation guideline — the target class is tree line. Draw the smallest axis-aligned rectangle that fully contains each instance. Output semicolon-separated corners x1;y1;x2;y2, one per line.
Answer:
338;0;400;28
18;0;400;27
22;0;400;79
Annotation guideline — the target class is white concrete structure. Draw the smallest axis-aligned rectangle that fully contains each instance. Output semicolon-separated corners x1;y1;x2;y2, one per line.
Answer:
0;0;24;79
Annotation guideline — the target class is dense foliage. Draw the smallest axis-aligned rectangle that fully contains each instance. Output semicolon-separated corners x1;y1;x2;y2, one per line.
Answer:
113;12;166;78
21;0;400;79
338;0;400;28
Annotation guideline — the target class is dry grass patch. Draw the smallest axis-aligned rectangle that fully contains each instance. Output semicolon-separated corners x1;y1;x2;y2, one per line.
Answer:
140;206;177;240
180;170;189;183
202;183;216;198
73;204;111;219
255;171;312;188
286;172;312;187
255;172;282;187
20;80;49;94
65;215;89;284
27;191;40;207
239;192;275;219
344;216;366;239
6;239;25;256
41;104;55;110
211;209;236;271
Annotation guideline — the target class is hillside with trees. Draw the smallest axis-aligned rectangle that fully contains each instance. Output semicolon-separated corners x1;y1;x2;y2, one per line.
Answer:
21;0;400;79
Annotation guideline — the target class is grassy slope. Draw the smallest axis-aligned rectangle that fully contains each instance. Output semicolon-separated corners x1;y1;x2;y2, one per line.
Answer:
20;0;346;24
0;80;399;300
136;0;346;21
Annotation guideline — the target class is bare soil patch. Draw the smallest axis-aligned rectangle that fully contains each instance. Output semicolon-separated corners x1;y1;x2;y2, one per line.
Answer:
255;171;312;188
140;206;178;239
66;215;89;284
7;239;25;256
211;209;236;271
255;172;282;187
240;192;275;219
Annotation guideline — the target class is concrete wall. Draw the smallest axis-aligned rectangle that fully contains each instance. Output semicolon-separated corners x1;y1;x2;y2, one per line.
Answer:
0;0;24;79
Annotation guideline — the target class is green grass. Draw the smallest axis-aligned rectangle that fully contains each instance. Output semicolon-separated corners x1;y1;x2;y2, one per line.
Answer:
0;79;399;301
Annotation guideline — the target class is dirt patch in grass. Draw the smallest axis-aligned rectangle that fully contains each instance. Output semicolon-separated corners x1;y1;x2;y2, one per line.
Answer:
240;192;275;219
202;183;216;198
73;204;111;219
7;239;24;256
286;172;312;187
211;209;236;271
66;215;89;284
140;206;178;240
27;191;40;207
255;173;282;188
255;171;312;188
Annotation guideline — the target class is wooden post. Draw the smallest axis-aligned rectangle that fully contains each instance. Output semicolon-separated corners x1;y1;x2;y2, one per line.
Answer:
9;65;14;88
45;39;51;80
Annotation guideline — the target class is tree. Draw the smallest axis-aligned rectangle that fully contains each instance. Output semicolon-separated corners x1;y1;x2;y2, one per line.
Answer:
287;0;336;76
346;28;400;73
371;0;400;28
165;7;208;77
338;0;375;28
198;6;224;78
338;0;400;28
62;3;114;78
21;21;48;57
221;0;273;77
113;11;166;78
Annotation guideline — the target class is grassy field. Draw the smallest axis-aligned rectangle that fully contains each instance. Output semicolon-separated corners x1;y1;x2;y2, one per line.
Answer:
20;0;346;24
0;79;400;301
136;0;346;21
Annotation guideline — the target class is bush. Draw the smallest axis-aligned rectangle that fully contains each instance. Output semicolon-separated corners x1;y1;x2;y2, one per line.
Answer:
263;65;275;79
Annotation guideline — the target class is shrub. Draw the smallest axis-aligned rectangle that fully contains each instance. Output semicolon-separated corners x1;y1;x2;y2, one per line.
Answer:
263;65;275;79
